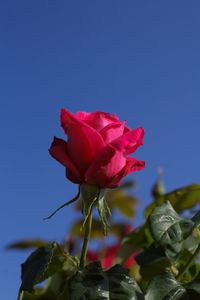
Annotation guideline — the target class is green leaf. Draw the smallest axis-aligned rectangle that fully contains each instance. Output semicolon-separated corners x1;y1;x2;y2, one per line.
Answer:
145;184;200;218
185;282;200;298
149;201;194;256
135;244;171;280
182;232;200;253
105;189;138;218
145;271;186;300
68;262;108;300
19;287;56;300
7;239;50;250
191;210;200;226
174;249;200;282
118;180;136;189
20;271;71;300
20;255;79;299
122;225;153;249
116;225;153;265
20;242;68;292
61;262;144;300
106;264;144;300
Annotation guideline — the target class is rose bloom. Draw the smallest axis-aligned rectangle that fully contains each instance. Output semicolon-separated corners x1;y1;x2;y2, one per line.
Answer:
49;109;145;188
87;244;135;269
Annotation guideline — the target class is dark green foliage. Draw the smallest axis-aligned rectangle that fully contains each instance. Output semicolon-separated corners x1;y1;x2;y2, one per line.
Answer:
145;271;186;300
145;271;200;300
106;265;144;300
20;242;67;292
148;201;195;259
117;225;154;264
135;244;171;280
145;184;200;218
66;262;144;300
16;181;200;299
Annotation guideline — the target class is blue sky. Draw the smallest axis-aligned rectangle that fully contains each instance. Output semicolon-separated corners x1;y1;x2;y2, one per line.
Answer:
1;1;200;298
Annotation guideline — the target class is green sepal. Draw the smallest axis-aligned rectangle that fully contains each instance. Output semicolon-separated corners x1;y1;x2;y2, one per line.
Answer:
97;195;111;235
44;188;80;220
80;184;100;228
80;184;111;235
71;218;128;239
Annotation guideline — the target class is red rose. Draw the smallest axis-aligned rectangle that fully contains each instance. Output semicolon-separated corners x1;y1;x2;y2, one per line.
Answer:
49;109;145;188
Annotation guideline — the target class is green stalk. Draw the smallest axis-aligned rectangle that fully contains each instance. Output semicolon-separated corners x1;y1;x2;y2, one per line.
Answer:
79;210;93;268
176;243;200;281
17;289;24;300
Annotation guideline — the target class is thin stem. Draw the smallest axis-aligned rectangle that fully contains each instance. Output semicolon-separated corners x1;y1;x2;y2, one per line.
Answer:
176;243;200;281
79;210;93;268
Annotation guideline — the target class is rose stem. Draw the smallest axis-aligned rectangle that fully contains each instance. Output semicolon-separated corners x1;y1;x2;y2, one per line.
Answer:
176;242;200;281
79;211;93;268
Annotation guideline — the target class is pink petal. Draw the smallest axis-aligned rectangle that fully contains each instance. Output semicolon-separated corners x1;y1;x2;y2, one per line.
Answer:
121;157;145;174
83;111;120;131
124;125;131;133
107;157;145;187
75;111;90;121
49;137;82;183
60;109;105;175
100;122;125;144
85;144;126;188
111;127;144;155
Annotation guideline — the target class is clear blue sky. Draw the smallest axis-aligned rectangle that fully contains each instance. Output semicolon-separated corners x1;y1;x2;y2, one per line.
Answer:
1;1;200;298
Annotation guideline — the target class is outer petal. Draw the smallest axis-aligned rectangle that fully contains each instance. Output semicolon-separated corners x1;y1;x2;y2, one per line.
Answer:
49;137;82;183
75;111;90;121
60;109;105;175
111;127;144;155
124;125;131;133
83;111;120;131
120;157;145;174
100;122;125;144
108;157;145;188
85;144;126;188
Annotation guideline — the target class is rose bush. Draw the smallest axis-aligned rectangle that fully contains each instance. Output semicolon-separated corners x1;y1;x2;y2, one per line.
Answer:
14;105;200;299
49;109;145;188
